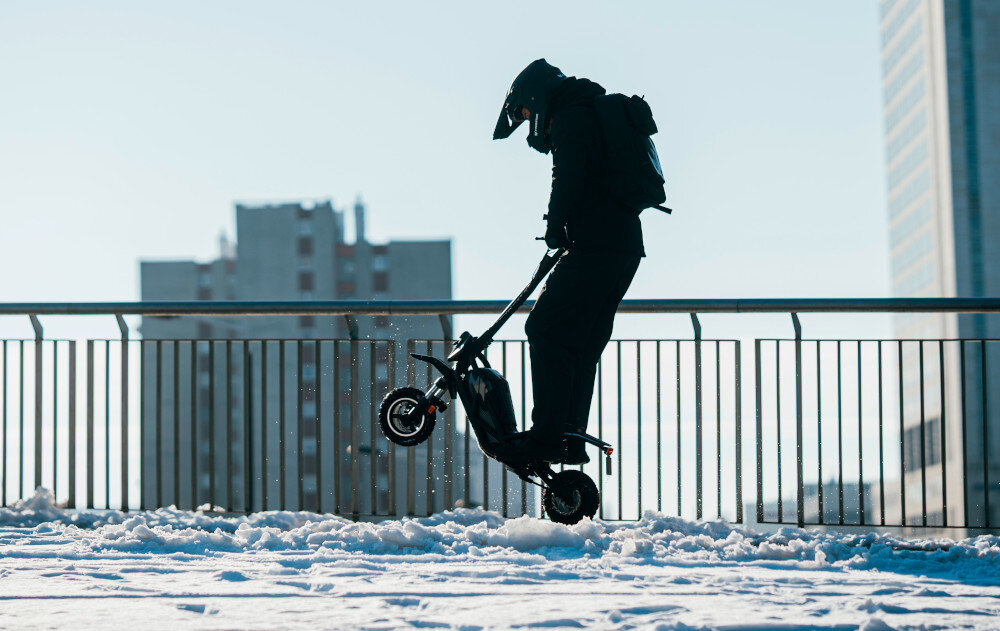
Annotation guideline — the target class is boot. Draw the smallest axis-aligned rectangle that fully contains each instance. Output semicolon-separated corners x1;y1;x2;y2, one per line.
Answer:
561;435;590;465
507;429;564;463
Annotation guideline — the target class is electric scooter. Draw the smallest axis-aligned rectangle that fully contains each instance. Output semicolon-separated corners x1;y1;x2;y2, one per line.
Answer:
377;248;614;525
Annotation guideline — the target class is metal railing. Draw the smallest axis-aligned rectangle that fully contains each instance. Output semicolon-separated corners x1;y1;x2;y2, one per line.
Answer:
2;298;999;530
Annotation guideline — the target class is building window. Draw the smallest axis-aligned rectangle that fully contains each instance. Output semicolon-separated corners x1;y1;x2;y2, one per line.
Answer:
197;322;212;339
375;315;390;328
197;287;211;300
373;271;388;292
903;416;941;473
297;236;313;256
299;315;315;329
297;219;313;236
373;254;388;272
298;271;314;292
337;281;356;296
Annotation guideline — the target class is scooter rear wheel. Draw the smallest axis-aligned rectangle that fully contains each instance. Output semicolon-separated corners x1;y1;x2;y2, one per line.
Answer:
543;470;599;525
378;387;437;447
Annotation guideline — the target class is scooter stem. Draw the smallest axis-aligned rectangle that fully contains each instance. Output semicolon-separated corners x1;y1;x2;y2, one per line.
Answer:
476;248;564;349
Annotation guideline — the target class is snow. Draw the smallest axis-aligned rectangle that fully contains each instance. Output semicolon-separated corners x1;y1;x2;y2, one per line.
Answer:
2;488;999;629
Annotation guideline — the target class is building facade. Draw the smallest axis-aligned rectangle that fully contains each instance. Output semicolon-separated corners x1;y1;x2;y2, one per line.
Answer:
879;0;1000;529
139;199;522;516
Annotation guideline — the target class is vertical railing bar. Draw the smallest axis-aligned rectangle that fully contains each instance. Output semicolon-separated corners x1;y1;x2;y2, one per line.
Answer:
675;341;681;516
462;343;471;510
836;341;843;525
209;340;216;510
1;340;5;507
919;340;927;526
425;340;433;516
981;340;989;529
260;341;269;511
637;341;643;519
369;342;377;514
960;341;969;527
776;340;782;523
597;354;604;519
333;340;341;514
105;340;110;509
18;341;24;501
350;336;360;519
694;333;703;521
817;341;824;525
140;341;146;510
86;341;93;509
173;341;180;510
314;340;321;514
387;341;396;516
617;341;623;520
878;340;885;526
734;341;743;523
154;340;162;510
501;342;508;517
939;339;947;527
656;341;662;513
898;340;906;526
52;342;58;502
406;339;416;516
754;339;763;524
279;341;286;510
68;342;76;509
244;341;252;513
857;340;864;526
34;328;43;494
715;340;721;519
190;340;197;510
227;340;235;512
442;327;454;514
297;339;304;511
520;341;527;516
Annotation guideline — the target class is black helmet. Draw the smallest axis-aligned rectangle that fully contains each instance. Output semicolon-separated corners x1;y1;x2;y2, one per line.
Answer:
492;59;566;154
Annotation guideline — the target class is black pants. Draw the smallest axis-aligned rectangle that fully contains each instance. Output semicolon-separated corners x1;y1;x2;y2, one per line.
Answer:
524;249;641;444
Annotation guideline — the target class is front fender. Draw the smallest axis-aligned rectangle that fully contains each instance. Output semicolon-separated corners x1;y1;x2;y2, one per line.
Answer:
410;353;459;397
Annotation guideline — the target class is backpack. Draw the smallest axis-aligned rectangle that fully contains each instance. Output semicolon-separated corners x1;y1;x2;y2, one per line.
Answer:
593;94;671;215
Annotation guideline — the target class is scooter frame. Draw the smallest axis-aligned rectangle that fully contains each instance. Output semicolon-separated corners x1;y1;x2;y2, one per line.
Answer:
396;248;614;497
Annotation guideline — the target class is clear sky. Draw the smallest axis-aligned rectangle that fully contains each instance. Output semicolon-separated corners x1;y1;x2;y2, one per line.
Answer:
0;1;888;312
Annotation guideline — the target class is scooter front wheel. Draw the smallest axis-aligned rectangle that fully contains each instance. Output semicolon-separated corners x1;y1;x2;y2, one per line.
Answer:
378;387;437;447
543;470;599;525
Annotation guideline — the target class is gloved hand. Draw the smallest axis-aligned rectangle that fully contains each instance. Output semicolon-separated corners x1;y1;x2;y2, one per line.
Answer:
544;221;570;250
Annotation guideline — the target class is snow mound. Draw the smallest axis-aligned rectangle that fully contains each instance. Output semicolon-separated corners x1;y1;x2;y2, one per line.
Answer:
4;488;1000;579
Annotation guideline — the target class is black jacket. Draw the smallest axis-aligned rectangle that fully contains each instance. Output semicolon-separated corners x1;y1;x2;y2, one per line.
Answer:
546;80;645;256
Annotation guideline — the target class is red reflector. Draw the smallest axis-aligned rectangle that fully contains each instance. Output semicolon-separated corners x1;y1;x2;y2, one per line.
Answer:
427;405;436;413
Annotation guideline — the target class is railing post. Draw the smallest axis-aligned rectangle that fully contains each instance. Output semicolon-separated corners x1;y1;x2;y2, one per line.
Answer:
345;315;360;520
791;313;804;528
690;313;702;520
116;315;129;511
29;315;43;492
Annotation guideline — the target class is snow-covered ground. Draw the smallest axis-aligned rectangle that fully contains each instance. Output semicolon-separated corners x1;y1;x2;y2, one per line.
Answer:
2;489;999;630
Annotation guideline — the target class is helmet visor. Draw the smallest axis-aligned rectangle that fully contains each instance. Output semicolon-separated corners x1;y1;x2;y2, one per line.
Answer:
492;104;524;140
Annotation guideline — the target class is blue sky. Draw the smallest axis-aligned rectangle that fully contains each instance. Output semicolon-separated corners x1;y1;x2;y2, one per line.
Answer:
0;1;888;316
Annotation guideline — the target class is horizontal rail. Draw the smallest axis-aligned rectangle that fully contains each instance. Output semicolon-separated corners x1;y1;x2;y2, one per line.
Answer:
3;297;1000;316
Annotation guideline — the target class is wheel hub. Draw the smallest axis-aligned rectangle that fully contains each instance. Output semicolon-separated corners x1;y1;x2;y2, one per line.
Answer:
388;399;423;437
